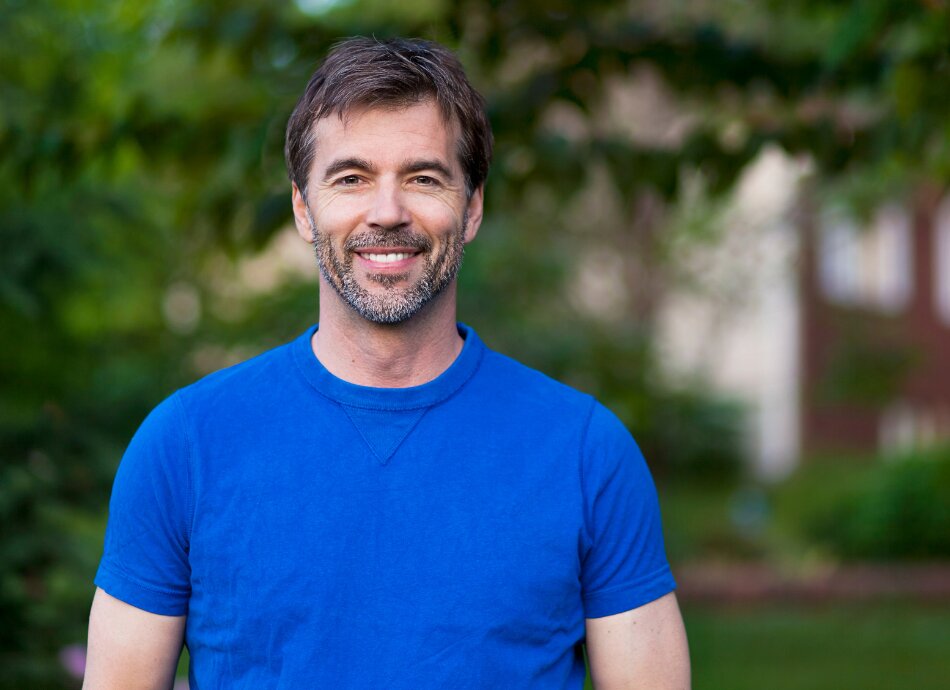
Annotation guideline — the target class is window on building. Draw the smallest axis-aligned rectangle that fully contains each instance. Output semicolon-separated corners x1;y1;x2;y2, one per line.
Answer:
935;195;950;326
817;203;913;312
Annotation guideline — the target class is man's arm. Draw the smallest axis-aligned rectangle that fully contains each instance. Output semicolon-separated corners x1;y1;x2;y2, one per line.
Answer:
585;592;691;690
83;588;186;690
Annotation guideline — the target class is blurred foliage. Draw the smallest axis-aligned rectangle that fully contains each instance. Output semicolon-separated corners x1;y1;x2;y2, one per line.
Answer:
808;446;950;560
659;481;770;564
663;447;950;565
3;0;950;685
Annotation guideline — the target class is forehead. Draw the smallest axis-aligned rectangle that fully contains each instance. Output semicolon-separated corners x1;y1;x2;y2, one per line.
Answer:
310;101;460;169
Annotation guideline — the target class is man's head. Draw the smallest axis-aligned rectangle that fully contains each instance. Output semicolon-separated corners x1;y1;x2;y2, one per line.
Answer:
286;38;492;325
285;37;492;198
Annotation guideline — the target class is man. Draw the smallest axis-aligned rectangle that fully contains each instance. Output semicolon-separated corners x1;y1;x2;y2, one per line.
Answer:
84;37;690;689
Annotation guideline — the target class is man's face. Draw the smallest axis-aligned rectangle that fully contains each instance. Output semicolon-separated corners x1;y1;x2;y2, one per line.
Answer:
292;100;483;324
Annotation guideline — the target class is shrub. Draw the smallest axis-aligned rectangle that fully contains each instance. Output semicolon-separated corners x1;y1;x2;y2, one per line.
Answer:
808;447;950;559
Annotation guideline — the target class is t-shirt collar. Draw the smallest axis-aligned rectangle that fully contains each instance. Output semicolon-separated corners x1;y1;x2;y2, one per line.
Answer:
292;323;484;410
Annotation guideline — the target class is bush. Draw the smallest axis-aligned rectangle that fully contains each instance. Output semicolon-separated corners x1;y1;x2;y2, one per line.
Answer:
640;389;745;481
808;447;950;559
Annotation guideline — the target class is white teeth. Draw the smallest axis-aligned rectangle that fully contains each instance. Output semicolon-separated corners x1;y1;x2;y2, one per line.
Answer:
364;252;412;263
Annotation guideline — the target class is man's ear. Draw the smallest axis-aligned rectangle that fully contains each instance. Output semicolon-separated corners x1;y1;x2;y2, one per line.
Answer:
291;182;314;243
463;186;484;244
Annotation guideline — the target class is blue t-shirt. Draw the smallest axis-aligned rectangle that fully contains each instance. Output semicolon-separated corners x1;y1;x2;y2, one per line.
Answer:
95;324;675;689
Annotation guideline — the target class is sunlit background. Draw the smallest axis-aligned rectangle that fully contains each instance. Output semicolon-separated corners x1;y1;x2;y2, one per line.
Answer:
2;0;950;687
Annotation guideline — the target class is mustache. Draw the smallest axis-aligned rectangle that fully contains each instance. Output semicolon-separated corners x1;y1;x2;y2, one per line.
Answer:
305;208;434;253
343;232;433;252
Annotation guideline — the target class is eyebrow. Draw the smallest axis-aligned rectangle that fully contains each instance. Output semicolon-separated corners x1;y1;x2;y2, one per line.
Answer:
322;157;377;181
401;159;455;181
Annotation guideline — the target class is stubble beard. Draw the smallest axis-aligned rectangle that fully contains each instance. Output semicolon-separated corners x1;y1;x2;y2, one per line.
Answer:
309;211;467;325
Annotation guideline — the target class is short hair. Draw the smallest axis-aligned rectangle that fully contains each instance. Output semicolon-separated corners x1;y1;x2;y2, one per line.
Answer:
285;37;493;197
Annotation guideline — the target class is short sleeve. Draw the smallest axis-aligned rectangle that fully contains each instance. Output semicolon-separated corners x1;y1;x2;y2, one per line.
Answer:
580;402;676;619
94;393;194;615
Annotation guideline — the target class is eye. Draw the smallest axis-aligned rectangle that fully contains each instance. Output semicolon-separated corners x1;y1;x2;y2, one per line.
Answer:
336;174;362;186
413;175;438;186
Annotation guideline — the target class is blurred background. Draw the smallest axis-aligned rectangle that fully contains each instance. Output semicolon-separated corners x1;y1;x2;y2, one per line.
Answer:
2;0;950;687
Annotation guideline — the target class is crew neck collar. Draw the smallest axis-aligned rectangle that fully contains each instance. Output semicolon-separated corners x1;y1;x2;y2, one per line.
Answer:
292;323;484;410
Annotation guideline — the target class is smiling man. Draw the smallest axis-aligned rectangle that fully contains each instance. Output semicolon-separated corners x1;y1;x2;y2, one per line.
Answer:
84;38;690;689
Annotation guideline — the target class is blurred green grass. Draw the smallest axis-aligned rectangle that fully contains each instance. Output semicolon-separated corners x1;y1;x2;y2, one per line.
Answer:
683;602;950;690
581;602;950;690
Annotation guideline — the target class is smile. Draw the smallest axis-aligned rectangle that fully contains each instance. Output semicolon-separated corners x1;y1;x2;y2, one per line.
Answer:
361;252;416;263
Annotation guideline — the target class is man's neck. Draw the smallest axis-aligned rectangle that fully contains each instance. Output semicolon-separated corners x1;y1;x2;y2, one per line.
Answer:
311;286;464;388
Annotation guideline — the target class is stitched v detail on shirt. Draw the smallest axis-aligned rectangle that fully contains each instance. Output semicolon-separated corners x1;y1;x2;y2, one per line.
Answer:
339;405;430;465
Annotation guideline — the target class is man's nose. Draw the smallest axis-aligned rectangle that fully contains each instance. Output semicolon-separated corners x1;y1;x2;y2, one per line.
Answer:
365;180;411;229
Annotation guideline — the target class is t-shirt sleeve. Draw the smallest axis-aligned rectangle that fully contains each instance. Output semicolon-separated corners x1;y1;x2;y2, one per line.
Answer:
580;402;676;619
94;393;194;616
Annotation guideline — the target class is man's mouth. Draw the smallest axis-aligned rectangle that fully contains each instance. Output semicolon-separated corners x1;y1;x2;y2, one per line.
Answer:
359;251;417;264
353;248;422;270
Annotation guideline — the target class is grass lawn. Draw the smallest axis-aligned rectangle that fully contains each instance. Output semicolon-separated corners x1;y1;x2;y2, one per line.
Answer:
679;602;950;690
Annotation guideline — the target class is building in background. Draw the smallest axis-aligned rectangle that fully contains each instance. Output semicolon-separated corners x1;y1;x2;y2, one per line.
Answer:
657;151;950;479
802;188;950;460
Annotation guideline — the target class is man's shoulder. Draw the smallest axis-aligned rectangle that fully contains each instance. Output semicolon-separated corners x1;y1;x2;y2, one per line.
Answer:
476;344;635;443
477;347;596;413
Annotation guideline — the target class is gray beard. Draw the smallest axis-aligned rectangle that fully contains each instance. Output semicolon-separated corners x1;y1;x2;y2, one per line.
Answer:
309;211;466;324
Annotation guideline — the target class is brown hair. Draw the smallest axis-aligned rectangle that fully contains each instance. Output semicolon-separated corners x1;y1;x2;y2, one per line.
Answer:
285;37;493;197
